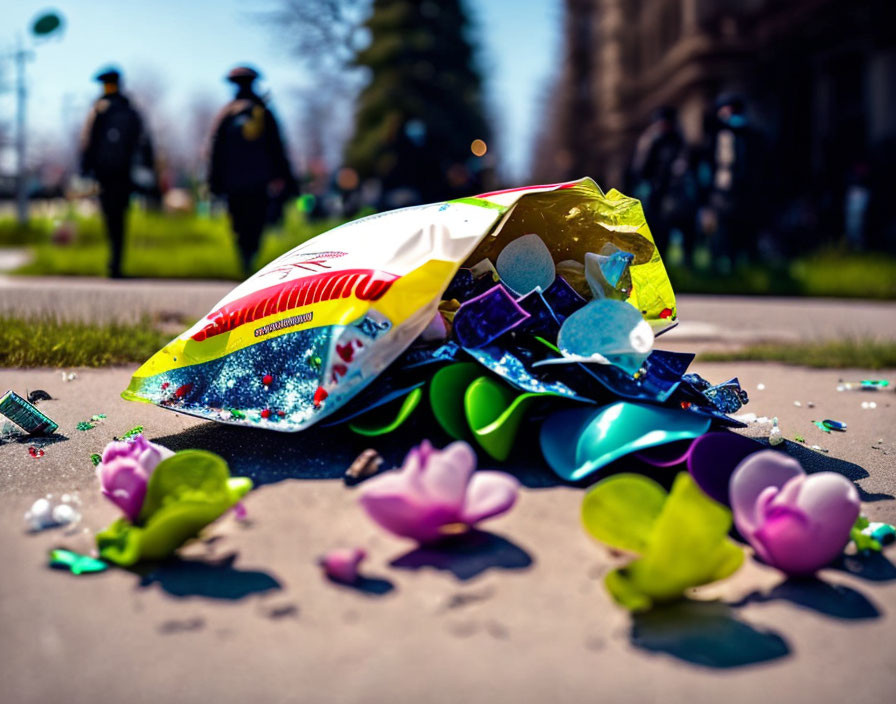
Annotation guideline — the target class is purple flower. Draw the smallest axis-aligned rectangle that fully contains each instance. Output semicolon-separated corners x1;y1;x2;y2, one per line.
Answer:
730;450;860;575
96;434;174;522
359;440;519;543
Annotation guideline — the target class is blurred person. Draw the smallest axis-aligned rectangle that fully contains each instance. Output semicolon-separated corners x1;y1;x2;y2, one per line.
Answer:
628;107;694;261
700;94;764;268
208;66;297;274
80;67;155;278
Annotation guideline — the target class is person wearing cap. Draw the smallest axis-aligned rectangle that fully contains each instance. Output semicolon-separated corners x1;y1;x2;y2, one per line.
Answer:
208;66;297;274
80;67;155;278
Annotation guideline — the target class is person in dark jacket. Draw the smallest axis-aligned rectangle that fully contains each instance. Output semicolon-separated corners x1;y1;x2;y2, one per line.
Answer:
208;66;297;274
629;106;688;258
80;67;154;278
702;94;764;265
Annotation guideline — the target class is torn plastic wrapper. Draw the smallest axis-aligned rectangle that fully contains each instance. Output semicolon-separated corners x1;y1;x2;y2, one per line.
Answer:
123;178;677;431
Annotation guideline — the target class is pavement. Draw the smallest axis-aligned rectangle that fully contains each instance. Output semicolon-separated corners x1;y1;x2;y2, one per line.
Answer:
1;277;896;703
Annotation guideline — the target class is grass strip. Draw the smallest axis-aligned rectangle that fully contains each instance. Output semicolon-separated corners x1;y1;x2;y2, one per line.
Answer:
700;339;896;370
0;316;169;367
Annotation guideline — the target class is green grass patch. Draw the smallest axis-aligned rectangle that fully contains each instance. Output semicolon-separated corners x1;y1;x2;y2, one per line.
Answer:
7;207;347;280
667;248;896;300
700;339;896;370
0;316;169;367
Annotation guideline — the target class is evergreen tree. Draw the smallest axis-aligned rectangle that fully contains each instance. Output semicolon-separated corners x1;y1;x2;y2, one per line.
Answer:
344;0;492;204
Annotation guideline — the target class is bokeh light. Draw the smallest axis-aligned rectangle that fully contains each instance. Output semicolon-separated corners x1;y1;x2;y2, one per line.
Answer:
470;139;487;157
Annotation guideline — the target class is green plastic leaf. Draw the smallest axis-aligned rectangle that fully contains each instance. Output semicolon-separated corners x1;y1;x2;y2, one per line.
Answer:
464;376;550;462
349;387;422;436
581;474;667;555
48;548;108;575
96;450;252;566
585;472;743;611
429;363;482;441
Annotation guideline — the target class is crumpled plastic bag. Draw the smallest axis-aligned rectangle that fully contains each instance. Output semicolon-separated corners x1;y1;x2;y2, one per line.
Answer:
122;178;676;432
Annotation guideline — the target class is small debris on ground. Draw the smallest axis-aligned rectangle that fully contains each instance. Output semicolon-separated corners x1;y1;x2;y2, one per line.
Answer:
344;448;385;485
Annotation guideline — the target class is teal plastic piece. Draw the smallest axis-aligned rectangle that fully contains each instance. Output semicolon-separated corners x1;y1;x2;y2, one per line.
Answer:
540;402;711;481
49;549;108;575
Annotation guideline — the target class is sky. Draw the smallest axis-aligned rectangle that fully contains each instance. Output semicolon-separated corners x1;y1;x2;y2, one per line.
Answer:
0;0;562;182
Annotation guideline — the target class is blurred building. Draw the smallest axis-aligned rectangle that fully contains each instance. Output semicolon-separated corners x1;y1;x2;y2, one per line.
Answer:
536;0;896;247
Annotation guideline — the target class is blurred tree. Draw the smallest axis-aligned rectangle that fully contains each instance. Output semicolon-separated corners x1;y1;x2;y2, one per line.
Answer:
344;0;492;204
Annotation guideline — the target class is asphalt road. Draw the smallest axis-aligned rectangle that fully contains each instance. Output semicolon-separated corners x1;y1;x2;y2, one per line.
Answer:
1;360;894;704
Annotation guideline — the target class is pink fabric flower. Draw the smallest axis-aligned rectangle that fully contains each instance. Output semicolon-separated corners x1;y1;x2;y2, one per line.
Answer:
730;450;860;576
359;440;519;543
96;434;174;522
319;547;366;583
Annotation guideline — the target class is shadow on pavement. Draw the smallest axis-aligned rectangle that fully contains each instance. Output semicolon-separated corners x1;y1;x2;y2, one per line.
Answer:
731;576;880;619
785;441;893;502
831;551;896;582
153;415;570;489
390;530;533;581
630;600;790;668
135;553;281;600
325;574;395;596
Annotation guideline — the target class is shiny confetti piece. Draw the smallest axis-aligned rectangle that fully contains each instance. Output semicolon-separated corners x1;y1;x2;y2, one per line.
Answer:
822;419;847;431
584;245;634;300
453;284;530;348
90;453;102;466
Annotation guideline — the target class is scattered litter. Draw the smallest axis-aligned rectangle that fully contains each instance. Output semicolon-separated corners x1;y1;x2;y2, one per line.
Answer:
822;419;846;432
61;371;77;382
117;425;144;441
48;549;108;575
24;494;82;532
768;417;783;446
319;547;366;584
837;379;889;392
864;521;896;546
861;401;878;410
730;413;774;426
0;390;59;435
90;453;102;466
806;401;815;408
756;383;765;391
810;444;829;453
28;446;45;458
232;502;248;521
344;448;385;485
794;435;805;443
77;413;107;431
793;401;801;407
27;389;52;404
813;420;831;434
